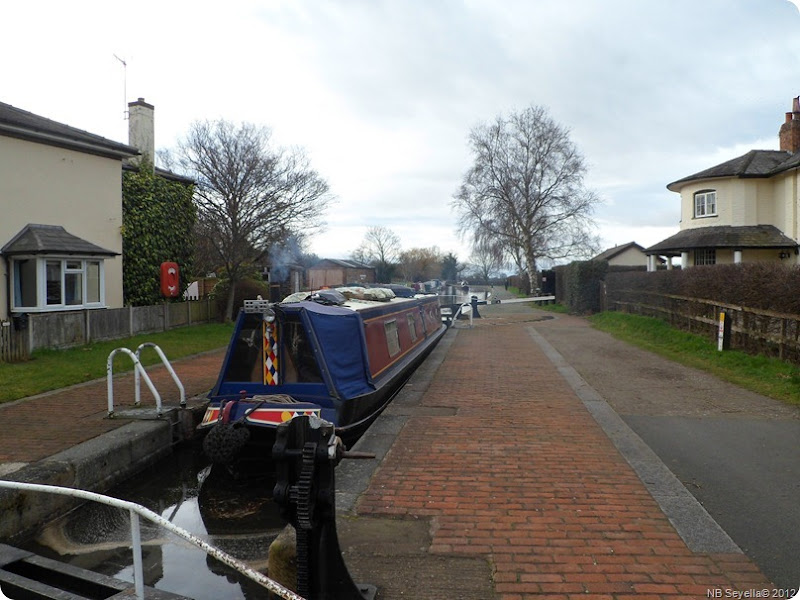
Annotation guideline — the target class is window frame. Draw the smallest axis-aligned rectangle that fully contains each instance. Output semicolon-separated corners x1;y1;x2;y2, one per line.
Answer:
407;313;418;342
10;255;106;312
694;248;716;266
694;190;717;219
384;319;401;357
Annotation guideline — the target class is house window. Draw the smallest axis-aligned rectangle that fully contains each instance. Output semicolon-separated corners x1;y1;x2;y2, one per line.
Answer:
12;257;105;312
694;190;717;218
694;249;716;265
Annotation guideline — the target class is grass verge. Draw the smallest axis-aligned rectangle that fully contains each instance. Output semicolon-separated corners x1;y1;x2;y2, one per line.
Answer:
589;311;800;406
0;323;233;404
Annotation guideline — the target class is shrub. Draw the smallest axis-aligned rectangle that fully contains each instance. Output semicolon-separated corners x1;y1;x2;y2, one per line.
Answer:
211;278;270;321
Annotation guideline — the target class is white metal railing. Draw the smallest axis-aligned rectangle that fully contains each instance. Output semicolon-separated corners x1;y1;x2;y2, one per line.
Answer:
134;343;185;408
107;348;162;417
450;302;473;328
107;344;185;418
0;480;305;600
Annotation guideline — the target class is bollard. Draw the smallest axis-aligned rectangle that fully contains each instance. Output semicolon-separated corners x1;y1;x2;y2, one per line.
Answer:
272;415;376;600
470;295;482;319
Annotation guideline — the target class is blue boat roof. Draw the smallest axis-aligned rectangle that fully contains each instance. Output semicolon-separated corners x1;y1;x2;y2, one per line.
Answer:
276;301;374;399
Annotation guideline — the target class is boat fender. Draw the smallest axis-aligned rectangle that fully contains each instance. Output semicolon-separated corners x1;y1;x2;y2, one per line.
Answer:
202;421;250;465
202;399;269;465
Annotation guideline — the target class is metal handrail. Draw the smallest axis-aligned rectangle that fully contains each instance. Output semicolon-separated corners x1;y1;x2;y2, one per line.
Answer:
134;343;186;408
107;348;162;417
0;480;305;600
450;302;473;328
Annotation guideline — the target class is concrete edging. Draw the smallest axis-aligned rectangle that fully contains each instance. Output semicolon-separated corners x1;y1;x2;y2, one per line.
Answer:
0;409;199;541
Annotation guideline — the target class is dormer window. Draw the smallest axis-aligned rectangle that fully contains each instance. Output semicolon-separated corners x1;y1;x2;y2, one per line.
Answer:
694;190;717;218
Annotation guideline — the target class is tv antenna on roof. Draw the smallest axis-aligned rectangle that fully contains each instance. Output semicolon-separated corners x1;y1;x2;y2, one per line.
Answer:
113;54;128;120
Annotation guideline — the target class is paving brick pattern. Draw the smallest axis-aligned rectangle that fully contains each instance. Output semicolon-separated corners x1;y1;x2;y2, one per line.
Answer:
0;350;224;464
357;320;773;599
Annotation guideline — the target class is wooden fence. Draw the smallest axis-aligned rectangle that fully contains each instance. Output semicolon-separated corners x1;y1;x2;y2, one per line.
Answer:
1;299;214;363
608;288;800;365
0;323;28;362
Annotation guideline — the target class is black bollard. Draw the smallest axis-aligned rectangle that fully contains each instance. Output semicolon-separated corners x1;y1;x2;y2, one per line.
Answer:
273;415;376;600
470;295;482;318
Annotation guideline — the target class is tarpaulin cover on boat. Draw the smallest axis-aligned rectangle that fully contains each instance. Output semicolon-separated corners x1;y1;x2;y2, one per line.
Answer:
277;301;375;399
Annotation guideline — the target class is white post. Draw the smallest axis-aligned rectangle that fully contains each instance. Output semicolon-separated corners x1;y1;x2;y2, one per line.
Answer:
129;509;145;600
734;249;742;264
681;252;689;269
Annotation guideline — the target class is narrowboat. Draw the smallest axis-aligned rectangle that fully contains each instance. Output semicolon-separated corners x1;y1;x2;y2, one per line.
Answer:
198;286;446;475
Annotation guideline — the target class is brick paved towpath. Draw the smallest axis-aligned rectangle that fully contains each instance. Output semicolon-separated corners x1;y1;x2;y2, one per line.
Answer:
0;297;782;599
354;306;774;599
0;349;225;470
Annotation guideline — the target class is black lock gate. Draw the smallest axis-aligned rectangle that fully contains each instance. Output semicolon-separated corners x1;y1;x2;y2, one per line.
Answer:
272;415;376;600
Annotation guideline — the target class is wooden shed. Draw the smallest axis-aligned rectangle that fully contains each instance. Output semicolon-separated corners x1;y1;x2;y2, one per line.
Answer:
307;259;376;289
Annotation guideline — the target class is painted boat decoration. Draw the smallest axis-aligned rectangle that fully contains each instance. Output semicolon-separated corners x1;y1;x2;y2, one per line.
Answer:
198;286;446;474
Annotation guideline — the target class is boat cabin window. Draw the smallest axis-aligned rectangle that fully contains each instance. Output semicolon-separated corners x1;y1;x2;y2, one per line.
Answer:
407;313;418;342
281;316;323;383
385;319;401;357
222;314;265;382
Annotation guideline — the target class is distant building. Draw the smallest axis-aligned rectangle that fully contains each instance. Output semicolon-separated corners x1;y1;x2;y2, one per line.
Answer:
593;242;650;267
307;259;376;289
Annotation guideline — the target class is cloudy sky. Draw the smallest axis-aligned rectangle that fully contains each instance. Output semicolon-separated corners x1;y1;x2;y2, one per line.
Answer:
4;0;800;265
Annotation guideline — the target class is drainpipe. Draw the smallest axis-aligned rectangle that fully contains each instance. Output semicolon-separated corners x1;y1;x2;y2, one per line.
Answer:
2;254;10;318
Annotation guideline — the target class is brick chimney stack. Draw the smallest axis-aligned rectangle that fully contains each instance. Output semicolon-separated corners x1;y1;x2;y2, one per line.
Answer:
127;97;155;171
779;96;800;154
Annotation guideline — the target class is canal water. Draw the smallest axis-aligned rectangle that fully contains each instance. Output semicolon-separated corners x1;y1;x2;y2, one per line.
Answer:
20;441;287;599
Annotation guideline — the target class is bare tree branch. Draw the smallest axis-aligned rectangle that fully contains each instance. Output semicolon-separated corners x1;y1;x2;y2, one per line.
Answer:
453;105;601;292
177;119;332;320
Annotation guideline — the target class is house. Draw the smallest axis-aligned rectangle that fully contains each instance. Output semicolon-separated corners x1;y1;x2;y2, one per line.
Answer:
593;242;650;267
645;97;800;270
0;101;140;323
307;259;376;289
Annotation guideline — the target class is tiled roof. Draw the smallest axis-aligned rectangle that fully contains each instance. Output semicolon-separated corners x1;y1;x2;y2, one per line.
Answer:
0;101;138;160
1;224;118;256
593;241;645;261
311;258;374;269
667;149;800;191
645;225;797;253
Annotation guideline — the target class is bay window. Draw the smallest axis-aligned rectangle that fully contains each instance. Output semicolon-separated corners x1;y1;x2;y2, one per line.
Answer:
12;256;105;312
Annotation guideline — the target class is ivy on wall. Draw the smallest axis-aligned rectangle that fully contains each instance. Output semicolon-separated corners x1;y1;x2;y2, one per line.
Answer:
121;164;196;306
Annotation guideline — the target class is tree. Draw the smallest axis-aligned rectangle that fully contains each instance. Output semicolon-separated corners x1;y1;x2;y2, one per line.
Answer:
176;120;331;320
440;252;461;282
469;238;505;285
453;104;600;293
397;247;442;282
352;226;401;283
